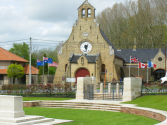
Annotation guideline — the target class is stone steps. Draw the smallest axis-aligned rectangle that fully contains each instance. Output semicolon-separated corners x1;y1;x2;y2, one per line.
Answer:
38;101;121;112
16;118;54;125
0;115;73;125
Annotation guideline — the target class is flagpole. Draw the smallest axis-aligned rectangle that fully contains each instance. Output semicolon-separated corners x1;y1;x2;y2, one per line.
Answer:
48;63;49;83
147;60;148;83
43;57;44;84
138;62;139;76
36;65;38;84
37;66;38;84
129;55;131;77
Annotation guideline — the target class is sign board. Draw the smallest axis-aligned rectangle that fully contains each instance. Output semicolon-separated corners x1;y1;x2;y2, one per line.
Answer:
66;78;76;82
0;67;5;69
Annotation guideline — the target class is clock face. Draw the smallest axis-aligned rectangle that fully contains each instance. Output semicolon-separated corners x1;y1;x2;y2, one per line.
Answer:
80;42;92;53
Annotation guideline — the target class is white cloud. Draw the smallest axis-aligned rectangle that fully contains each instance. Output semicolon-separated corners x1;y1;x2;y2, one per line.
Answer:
0;0;128;50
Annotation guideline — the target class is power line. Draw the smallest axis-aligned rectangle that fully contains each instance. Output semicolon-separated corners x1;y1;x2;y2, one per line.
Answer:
32;38;63;42
0;39;29;43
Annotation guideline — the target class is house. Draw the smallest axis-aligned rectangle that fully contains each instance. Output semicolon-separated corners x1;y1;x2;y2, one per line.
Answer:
0;47;39;85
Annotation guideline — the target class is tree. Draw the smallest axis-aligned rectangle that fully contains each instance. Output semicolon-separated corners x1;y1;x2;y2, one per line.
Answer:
9;42;38;67
7;63;25;84
9;42;29;61
38;53;48;75
97;0;167;49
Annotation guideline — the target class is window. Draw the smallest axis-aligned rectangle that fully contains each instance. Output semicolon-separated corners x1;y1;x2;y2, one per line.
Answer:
88;8;91;17
158;57;162;61
82;9;85;17
101;64;105;72
65;64;68;72
0;75;3;80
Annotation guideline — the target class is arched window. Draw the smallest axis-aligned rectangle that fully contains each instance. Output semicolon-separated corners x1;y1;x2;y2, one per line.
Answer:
101;64;105;72
65;64;68;72
88;8;91;17
82;9;85;17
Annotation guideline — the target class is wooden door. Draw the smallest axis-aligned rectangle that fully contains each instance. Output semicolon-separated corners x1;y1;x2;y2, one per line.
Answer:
75;68;90;83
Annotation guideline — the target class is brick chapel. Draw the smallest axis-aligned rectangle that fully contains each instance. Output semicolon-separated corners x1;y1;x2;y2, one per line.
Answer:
53;0;124;85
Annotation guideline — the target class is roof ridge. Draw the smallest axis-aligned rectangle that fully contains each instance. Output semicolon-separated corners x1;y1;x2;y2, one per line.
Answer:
77;0;95;10
0;48;13;61
0;47;28;62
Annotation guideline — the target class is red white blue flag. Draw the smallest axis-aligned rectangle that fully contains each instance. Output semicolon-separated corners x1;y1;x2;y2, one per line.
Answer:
148;61;156;68
37;59;43;66
131;56;139;63
49;62;58;67
43;57;48;65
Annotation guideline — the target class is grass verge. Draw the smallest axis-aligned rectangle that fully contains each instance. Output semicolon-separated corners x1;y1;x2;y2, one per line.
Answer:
123;95;167;111
23;97;74;101
24;107;159;125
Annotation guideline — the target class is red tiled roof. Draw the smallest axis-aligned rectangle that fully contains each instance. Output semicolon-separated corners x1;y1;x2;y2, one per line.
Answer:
0;68;7;74
24;65;39;74
0;47;28;62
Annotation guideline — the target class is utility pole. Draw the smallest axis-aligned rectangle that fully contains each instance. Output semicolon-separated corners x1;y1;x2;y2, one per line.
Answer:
29;37;32;85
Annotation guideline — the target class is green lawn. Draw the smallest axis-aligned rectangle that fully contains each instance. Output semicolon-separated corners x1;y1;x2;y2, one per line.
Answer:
23;97;74;101
123;95;167;111
24;107;159;125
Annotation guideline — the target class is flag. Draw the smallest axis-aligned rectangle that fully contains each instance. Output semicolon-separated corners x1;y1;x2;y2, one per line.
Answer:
48;58;53;64
131;56;139;63
139;62;147;68
43;57;48;65
37;59;43;66
49;62;58;67
148;61;156;68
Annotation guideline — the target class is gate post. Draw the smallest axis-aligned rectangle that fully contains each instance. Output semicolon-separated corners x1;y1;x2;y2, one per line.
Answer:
116;83;119;95
100;83;103;94
108;83;111;94
76;77;96;100
123;77;142;101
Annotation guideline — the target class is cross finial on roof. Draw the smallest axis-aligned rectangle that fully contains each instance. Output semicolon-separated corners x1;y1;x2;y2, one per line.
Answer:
86;0;88;2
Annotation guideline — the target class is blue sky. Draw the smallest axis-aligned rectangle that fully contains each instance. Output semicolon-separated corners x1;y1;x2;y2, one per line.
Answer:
0;0;125;50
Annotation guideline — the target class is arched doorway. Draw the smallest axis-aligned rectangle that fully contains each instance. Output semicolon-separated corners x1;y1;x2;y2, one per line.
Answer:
75;68;90;83
154;69;165;81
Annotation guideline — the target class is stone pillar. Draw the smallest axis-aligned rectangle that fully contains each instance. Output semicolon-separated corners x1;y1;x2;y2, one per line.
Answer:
123;77;142;102
116;83;119;95
44;75;48;85
100;83;103;94
108;83;111;94
26;75;29;86
76;77;96;100
91;76;96;93
4;75;9;85
0;95;25;118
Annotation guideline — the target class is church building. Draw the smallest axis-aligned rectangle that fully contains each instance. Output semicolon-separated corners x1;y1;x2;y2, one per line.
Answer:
54;0;167;85
54;0;124;85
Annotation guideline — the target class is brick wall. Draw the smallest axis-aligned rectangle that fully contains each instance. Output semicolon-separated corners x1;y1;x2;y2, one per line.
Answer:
121;107;166;122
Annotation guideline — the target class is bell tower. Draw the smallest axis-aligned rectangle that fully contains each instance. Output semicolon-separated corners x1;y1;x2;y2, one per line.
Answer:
78;0;96;20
